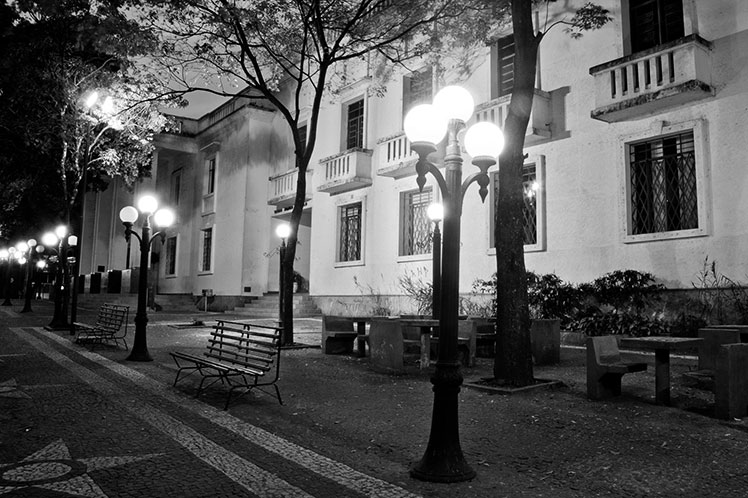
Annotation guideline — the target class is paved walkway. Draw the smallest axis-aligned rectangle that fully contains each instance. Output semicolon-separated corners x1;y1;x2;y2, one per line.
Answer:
2;301;748;497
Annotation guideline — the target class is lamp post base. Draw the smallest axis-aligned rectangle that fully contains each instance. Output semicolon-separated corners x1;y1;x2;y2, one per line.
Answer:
126;348;153;362
410;362;475;483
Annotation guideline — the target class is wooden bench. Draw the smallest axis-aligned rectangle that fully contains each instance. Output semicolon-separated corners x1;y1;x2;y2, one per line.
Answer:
586;336;647;400
170;320;282;409
321;316;360;355
74;304;129;350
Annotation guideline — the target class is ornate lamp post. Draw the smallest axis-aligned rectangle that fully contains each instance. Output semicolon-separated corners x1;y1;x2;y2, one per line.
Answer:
275;223;292;340
404;85;504;483
119;195;174;362
43;226;78;329
18;239;37;313
427;203;443;320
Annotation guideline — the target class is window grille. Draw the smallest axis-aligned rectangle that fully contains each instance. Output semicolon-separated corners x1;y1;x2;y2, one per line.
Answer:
165;237;177;275
491;164;539;247
207;158;216;194
346;99;365;149
338;202;362;262
401;189;433;256
522;165;538;245
629;131;697;235
201;228;212;272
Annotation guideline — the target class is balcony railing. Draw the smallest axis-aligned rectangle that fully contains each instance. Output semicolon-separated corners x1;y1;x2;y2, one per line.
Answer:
376;132;419;178
589;35;714;122
268;168;313;208
474;89;551;145
317;148;373;194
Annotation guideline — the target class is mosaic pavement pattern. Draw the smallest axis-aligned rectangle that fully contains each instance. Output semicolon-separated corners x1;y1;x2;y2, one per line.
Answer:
7;327;421;498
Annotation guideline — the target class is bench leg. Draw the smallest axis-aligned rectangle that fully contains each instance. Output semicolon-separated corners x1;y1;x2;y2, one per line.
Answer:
588;373;624;400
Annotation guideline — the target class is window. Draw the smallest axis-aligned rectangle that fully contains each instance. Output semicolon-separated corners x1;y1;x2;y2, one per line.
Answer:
206;157;216;194
165;236;177;276
629;0;684;53
628;131;697;235
491;35;516;98
490;157;545;252
200;227;213;272
400;188;433;256
346;98;365;150
171;169;182;206
338;202;362;262
403;66;433;117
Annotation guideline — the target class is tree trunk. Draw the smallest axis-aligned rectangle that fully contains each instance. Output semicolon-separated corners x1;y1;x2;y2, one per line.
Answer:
493;0;541;386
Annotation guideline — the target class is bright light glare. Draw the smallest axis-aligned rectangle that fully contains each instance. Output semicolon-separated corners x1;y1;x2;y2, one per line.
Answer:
403;104;448;145
154;208;175;228
427;203;444;222
68;235;78;247
137;195;158;214
275;223;292;239
27;238;37;247
0;249;8;260
17;257;26;265
119;206;139;224
85;91;99;108
15;241;28;253
42;232;58;247
464;121;504;159
55;225;68;239
36;260;47;269
433;86;475;122
102;96;115;114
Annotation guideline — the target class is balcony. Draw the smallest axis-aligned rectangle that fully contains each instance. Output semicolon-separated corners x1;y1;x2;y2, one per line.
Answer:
589;35;714;122
376;132;418;178
474;89;551;146
317;148;373;195
268;168;313;209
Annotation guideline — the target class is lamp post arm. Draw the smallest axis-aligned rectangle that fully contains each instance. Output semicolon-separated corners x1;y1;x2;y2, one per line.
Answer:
460;170;492;205
415;157;450;199
124;226;142;245
149;231;167;247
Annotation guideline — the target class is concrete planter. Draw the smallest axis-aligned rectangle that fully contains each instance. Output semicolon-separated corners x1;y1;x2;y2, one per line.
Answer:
531;319;561;365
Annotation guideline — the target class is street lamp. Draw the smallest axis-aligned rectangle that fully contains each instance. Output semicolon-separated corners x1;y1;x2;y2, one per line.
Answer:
427;203;444;320
119;195;175;362
19;239;37;313
43;226;77;329
405;85;504;483
275;223;292;343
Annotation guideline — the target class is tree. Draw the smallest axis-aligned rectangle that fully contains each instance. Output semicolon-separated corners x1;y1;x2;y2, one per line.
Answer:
125;0;494;345
494;1;611;385
0;1;181;241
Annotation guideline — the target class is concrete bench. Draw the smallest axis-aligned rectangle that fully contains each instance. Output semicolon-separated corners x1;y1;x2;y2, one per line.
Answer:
698;327;744;372
321;316;360;354
586;336;647;400
715;343;748;420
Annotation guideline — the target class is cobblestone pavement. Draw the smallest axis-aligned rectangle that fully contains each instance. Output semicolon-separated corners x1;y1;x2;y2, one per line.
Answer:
2;301;748;497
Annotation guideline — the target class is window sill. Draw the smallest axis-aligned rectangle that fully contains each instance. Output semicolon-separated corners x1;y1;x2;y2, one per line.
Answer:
335;260;365;268
165;274;177;279
197;271;213;276
487;244;546;256
397;253;432;264
623;227;708;244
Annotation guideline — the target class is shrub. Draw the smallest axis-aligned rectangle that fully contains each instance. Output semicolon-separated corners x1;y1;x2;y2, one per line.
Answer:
572;311;670;337
526;272;584;327
398;268;432;315
588;269;663;312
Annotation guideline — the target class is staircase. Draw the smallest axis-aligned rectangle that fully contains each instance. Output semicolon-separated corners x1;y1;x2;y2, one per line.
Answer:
233;293;321;318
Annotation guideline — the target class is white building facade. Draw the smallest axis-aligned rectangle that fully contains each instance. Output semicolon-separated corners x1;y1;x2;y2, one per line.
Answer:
83;0;748;313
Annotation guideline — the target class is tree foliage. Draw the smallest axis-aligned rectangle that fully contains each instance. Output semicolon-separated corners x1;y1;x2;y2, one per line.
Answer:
0;0;182;241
